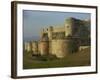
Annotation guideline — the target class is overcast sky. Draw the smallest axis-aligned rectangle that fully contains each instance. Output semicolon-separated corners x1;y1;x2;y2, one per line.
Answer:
23;10;90;41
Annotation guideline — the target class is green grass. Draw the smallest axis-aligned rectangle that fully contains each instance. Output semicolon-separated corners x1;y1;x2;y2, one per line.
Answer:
23;48;90;69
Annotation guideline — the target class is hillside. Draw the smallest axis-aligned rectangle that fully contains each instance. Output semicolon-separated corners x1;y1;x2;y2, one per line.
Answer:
23;47;90;69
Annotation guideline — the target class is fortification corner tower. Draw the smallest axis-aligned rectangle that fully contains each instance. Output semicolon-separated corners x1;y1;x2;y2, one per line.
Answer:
48;26;53;40
64;17;74;37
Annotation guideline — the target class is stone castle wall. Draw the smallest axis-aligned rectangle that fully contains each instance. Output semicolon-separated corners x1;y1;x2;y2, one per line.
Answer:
24;42;32;52
38;41;49;56
25;38;79;58
50;39;70;58
31;41;38;55
24;17;89;58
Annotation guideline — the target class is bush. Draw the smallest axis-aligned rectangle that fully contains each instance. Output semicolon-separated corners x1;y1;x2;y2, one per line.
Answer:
31;53;58;61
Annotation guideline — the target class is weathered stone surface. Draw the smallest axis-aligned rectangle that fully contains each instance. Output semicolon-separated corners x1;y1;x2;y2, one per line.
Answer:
24;17;90;58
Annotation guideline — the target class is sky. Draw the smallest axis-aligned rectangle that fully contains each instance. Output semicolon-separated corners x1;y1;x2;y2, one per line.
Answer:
23;10;90;41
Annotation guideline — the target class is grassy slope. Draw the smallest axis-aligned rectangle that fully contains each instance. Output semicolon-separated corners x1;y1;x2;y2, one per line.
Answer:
23;48;90;69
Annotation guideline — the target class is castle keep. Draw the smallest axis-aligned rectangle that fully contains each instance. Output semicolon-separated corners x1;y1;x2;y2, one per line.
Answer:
24;17;90;58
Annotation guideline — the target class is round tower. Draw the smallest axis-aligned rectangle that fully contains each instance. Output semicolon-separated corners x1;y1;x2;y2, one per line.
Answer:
24;42;32;52
64;17;74;37
51;38;79;58
39;36;49;56
31;41;38;55
48;26;53;40
51;39;72;58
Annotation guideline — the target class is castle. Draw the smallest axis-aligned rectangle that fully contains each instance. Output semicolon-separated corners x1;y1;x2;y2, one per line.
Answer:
24;17;90;58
